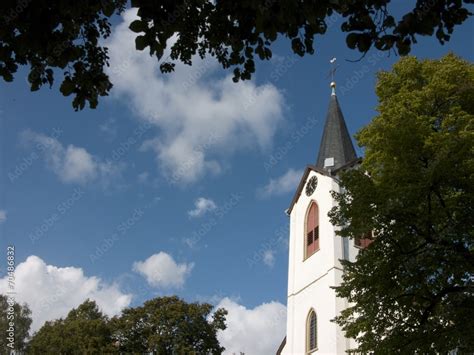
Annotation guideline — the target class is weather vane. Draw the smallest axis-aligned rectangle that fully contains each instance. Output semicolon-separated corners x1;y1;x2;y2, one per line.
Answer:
327;57;338;95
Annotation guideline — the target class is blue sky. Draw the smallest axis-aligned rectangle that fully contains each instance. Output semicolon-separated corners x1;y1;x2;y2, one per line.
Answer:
0;5;473;354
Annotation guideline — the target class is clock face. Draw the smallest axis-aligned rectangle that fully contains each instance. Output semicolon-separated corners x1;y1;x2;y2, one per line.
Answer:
305;176;318;196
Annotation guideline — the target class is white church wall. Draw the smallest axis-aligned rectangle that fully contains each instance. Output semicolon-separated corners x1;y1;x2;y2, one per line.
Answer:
284;170;352;354
287;171;341;295
285;268;341;354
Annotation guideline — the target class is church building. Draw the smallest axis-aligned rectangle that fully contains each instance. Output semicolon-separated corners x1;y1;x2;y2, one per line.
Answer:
277;80;369;354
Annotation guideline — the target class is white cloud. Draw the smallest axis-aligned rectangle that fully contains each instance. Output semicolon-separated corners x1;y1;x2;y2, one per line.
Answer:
263;250;276;268
216;298;286;355
0;210;6;224
132;252;194;289
21;130;123;185
105;9;285;184
0;255;132;332
188;197;217;218
257;168;302;198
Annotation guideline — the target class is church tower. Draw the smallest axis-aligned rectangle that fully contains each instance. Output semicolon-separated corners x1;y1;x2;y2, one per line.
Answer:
277;80;361;355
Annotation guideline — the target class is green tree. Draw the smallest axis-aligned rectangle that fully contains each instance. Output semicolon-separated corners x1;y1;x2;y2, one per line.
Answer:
28;299;116;354
111;296;227;354
329;54;474;353
0;294;32;353
1;0;472;110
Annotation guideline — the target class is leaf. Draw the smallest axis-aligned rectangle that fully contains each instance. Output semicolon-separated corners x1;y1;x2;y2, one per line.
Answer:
346;33;359;49
291;38;305;56
383;15;395;28
129;20;147;33
45;68;54;87
135;35;147;50
264;47;272;59
159;62;175;73
60;78;75;96
356;34;372;52
396;38;411;56
102;2;115;17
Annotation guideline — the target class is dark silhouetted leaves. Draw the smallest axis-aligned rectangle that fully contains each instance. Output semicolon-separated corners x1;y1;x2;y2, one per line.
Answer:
0;0;472;110
135;35;148;50
129;19;147;33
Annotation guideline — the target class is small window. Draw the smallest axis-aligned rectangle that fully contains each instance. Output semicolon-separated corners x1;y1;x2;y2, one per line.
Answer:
307;310;317;352
305;202;320;258
355;231;374;249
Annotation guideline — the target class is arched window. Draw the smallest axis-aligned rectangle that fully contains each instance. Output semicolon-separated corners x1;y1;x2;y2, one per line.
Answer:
305;202;319;258
307;309;317;353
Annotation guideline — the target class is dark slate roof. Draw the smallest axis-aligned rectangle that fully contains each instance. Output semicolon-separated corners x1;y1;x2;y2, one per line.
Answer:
316;94;357;170
276;336;286;355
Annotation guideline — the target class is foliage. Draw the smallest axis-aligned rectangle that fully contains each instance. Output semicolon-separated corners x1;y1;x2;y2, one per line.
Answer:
1;0;472;109
0;294;32;353
28;296;227;354
329;54;474;353
111;296;227;354
1;0;128;110
28;299;116;354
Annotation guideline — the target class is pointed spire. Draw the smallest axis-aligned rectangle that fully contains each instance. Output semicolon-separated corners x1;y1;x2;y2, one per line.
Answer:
316;82;357;171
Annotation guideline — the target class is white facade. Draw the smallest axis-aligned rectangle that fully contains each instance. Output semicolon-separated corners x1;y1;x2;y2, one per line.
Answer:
280;168;359;355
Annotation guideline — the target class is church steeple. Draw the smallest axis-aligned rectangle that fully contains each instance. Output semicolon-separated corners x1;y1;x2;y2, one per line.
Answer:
280;61;363;355
316;81;357;171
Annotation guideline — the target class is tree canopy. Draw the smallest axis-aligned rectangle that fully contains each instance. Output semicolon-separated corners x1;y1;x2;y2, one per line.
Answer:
329;54;474;353
28;299;116;354
27;296;227;354
1;0;472;110
0;294;32;353
111;296;227;354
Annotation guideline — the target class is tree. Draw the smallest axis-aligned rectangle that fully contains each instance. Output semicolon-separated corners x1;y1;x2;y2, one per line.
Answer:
1;1;472;110
28;296;227;354
0;294;32;353
111;296;227;354
28;299;116;354
329;54;474;353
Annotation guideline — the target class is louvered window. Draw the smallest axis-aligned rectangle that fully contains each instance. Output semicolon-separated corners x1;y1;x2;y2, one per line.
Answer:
306;202;320;258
